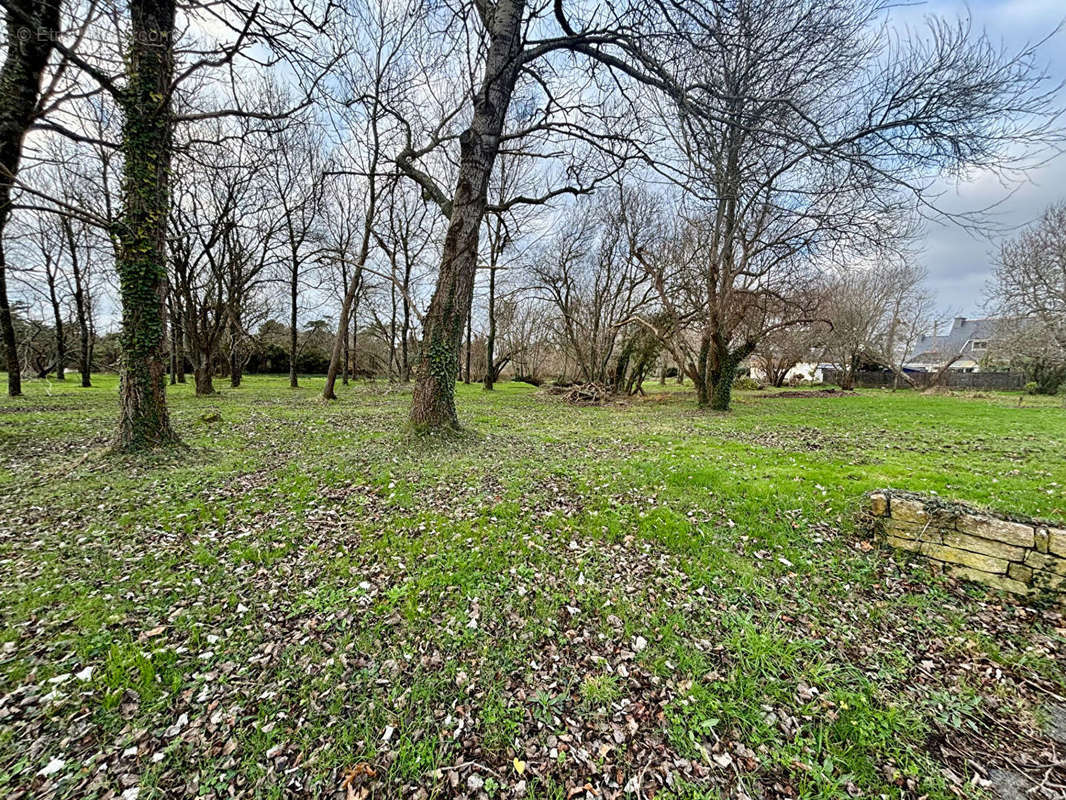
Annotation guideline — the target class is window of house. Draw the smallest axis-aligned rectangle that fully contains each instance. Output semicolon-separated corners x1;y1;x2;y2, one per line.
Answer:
972;340;988;351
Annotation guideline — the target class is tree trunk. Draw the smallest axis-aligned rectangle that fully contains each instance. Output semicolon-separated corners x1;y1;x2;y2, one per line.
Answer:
400;263;411;381
409;0;524;429
229;312;242;388
464;308;472;384
351;296;359;377
66;217;95;389
194;352;215;395
175;322;185;383
288;266;298;388
0;0;60;396
76;288;92;387
45;266;65;380
839;357;855;390
702;336;752;412
0;252;19;395
341;319;349;385
230;351;242;387
323;263;365;400
323;188;375;398
483;263;496;390
169;336;176;384
709;354;740;411
114;0;178;450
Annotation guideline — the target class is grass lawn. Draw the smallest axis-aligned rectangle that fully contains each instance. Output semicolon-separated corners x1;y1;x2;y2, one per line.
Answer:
1;374;1065;799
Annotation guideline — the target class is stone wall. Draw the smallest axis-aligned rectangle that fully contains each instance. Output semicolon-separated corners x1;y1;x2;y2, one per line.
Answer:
867;491;1066;599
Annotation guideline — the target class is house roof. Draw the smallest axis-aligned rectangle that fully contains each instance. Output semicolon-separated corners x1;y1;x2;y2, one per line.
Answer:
905;317;997;364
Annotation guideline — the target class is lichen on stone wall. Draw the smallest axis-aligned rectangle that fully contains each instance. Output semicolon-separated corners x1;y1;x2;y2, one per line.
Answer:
865;490;1066;601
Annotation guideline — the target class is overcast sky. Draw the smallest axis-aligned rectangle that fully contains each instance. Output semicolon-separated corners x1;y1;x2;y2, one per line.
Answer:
890;0;1066;318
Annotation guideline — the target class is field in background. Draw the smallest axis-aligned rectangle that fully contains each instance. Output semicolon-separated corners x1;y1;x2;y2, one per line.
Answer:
2;375;1065;799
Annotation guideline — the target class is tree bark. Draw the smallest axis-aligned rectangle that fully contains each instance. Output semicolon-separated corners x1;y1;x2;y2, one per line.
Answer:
341;261;350;386
64;219;93;387
194;350;215;395
400;261;411;381
288;263;298;387
175;318;185;383
323;263;365;399
483;262;497;390
0;254;18;394
114;0;178;449
77;295;92;386
0;0;59;396
228;312;242;388
323;174;376;399
45;262;64;380
409;0;524;429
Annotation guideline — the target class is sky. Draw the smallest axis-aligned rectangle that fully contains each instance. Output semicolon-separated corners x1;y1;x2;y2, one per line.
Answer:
889;0;1066;317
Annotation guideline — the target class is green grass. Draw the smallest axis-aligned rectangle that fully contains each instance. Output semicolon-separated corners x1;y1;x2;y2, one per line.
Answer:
1;373;1064;799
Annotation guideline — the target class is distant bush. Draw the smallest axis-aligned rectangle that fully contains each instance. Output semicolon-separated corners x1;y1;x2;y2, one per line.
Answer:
1019;358;1066;395
733;376;762;391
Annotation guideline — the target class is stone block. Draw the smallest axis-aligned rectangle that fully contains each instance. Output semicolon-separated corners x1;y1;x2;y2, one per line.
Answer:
886;519;935;542
1031;570;1066;592
1024;551;1066;577
1007;562;1033;585
1036;528;1049;554
870;493;889;517
941;531;1025;562
885;535;921;553
892;498;928;525
1049;528;1066;558
919;543;1009;574
956;515;1035;549
948;565;1029;595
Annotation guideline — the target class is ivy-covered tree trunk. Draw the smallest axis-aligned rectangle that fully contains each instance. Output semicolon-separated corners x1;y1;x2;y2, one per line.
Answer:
409;0;524;429
706;339;755;412
114;0;178;450
692;335;712;406
0;0;59;396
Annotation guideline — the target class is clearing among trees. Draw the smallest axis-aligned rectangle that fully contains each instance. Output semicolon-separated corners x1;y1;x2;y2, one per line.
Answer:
2;377;1064;799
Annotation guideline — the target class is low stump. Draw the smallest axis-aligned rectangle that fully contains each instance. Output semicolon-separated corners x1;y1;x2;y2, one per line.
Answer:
866;490;1066;600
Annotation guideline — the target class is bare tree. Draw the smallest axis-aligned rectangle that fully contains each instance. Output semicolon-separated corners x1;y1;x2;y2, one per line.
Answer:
482;152;540;390
990;202;1066;393
626;0;1060;410
393;0;735;428
992;202;1066;353
0;0;61;395
752;320;824;388
532;194;654;385
265;115;327;389
821;268;892;390
876;264;934;389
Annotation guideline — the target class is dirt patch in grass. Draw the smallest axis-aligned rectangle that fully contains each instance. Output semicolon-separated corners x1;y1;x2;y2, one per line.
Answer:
763;388;856;399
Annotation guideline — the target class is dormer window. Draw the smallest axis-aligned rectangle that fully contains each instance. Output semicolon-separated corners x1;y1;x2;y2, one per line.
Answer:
972;340;988;351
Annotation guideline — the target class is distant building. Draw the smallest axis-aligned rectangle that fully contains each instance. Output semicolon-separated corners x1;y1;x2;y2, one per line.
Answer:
904;316;997;373
747;361;826;384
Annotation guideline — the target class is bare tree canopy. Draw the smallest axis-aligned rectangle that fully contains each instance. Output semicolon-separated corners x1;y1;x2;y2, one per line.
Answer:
0;0;1063;437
